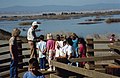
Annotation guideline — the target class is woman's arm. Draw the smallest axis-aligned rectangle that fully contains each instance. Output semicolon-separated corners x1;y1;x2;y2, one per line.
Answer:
9;45;14;60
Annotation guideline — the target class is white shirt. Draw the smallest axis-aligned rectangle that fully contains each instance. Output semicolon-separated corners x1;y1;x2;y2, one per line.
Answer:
36;41;46;58
66;45;74;56
60;44;68;57
27;27;36;41
55;41;62;57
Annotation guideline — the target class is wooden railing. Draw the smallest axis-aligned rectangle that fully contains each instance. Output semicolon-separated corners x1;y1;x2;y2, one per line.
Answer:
0;40;30;77
0;38;120;78
50;59;119;78
49;38;120;78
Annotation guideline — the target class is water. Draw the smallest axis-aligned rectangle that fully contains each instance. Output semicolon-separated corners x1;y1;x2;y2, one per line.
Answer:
0;14;120;38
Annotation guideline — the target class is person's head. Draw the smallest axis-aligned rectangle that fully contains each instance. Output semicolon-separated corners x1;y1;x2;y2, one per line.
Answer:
60;34;66;41
79;37;86;45
47;33;53;40
70;33;78;40
66;37;73;46
32;21;40;29
111;34;115;37
28;58;39;72
56;34;60;41
63;41;67;46
39;35;44;41
12;28;21;37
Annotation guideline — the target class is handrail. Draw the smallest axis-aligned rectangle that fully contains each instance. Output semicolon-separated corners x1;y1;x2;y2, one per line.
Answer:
69;55;120;62
0;39;120;77
51;60;118;78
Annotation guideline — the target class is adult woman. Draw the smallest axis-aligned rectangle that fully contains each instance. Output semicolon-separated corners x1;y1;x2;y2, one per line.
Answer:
9;28;21;78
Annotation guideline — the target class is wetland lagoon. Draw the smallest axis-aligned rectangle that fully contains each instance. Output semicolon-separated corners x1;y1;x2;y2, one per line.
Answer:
0;11;120;38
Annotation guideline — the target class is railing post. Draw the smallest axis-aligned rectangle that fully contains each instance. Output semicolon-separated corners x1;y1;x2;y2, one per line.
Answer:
106;64;120;77
17;37;23;69
55;58;68;76
86;38;95;69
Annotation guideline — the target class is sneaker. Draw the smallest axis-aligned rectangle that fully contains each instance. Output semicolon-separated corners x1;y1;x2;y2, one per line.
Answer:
53;67;55;71
47;68;52;71
40;69;45;71
41;69;46;71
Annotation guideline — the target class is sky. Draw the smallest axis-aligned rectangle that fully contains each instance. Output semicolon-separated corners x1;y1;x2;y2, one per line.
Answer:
0;0;120;8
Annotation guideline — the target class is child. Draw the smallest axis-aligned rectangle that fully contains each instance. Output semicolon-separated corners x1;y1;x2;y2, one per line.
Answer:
46;33;55;71
66;37;74;59
55;34;63;58
23;58;45;78
71;33;79;67
60;41;68;58
36;35;46;71
9;28;21;78
79;38;86;67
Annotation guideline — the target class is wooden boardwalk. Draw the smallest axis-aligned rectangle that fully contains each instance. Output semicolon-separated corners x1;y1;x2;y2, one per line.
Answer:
0;39;120;78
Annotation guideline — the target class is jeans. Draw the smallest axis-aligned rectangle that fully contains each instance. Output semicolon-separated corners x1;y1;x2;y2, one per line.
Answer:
10;59;18;78
75;48;79;67
39;57;46;69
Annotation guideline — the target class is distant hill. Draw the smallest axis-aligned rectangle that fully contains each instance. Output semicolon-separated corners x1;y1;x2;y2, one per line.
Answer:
0;3;120;13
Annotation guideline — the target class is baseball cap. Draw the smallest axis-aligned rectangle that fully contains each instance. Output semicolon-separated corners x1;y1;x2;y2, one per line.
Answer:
32;21;41;26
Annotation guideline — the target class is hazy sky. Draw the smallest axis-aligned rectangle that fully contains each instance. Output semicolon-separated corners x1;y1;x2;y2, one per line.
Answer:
0;0;120;8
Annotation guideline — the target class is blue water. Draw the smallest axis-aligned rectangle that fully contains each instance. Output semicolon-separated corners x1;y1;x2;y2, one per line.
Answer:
0;14;120;37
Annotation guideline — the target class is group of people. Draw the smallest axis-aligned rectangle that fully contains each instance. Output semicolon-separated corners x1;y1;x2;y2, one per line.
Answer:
9;21;87;78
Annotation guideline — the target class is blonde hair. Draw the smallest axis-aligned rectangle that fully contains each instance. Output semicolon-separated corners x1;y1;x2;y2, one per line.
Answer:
47;33;53;40
12;28;21;37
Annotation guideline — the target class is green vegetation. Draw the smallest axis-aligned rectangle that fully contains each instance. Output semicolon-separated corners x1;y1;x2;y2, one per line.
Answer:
105;18;120;23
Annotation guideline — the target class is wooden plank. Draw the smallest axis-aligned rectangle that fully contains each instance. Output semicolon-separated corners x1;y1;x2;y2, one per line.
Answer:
94;41;111;44
21;54;30;59
22;48;30;50
86;38;95;69
69;55;120;62
50;74;62;78
51;60;118;78
0;43;9;47
0;54;30;65
94;41;120;44
0;51;9;55
0;58;11;64
106;65;120;77
108;45;120;51
0;47;29;56
0;65;9;72
0;62;29;73
108;63;120;68
0;62;28;68
87;49;110;52
114;59;120;65
1;67;28;78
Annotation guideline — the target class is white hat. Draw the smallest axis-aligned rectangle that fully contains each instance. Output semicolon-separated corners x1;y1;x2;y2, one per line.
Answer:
32;21;41;26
